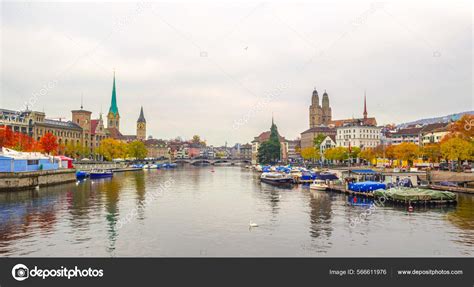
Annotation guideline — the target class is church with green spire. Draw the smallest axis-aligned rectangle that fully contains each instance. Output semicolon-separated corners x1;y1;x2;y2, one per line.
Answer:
107;71;120;132
106;71;147;142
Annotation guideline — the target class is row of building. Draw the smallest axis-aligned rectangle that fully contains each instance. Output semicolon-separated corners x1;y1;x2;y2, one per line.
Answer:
0;72;151;159
250;87;453;164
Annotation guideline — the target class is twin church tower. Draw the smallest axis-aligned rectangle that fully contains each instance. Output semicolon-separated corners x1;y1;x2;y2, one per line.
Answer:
309;88;332;128
106;72;147;141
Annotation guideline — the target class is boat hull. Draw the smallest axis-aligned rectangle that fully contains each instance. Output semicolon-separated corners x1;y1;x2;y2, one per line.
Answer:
90;173;113;179
309;185;328;191
261;178;293;186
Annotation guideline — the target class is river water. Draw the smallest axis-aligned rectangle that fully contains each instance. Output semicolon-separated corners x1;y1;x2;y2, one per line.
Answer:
0;166;472;257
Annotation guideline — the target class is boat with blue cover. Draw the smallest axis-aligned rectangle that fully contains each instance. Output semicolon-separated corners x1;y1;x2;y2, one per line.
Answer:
349;181;386;192
75;170;89;180
90;169;113;179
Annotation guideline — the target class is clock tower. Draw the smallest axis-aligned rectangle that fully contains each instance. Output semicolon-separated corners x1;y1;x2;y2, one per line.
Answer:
136;106;146;141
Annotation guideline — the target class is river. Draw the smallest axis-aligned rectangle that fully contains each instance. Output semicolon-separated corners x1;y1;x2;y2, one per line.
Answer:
0;166;472;257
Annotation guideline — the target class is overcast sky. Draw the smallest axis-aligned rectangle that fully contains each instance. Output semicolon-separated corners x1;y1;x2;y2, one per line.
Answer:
1;0;472;145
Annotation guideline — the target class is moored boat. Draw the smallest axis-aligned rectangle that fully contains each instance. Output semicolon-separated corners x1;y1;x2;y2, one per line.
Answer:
260;172;293;186
90;169;113;179
309;179;328;191
75;170;89;180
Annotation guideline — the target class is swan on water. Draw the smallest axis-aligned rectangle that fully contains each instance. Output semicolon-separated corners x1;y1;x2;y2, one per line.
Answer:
249;219;258;227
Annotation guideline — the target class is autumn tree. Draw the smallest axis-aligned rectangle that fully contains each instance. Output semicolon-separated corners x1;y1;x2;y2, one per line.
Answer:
98;138;128;161
128;141;147;160
444;114;474;141
440;137;473;162
39;132;58;154
324;147;349;162
421;143;442;162
359;148;376;164
393;142;420;166
301;147;320;163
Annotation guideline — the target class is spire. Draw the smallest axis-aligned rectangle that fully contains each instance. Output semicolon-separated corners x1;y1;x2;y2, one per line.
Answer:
363;91;368;119
137;106;146;123
109;70;119;116
81;94;83;110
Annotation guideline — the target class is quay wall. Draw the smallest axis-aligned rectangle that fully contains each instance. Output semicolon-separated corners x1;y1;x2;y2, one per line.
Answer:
0;169;76;191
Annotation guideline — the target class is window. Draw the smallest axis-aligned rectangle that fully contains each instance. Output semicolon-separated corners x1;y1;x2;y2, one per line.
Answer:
27;160;39;165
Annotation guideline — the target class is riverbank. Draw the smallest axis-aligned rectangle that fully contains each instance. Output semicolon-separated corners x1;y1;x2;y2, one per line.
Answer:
0;169;76;191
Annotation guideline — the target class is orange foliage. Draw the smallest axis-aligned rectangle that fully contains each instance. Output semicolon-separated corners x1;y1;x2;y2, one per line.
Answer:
39;132;58;154
0;126;42;152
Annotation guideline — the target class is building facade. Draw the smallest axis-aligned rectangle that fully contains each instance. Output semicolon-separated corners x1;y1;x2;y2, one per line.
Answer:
336;121;382;149
300;126;337;149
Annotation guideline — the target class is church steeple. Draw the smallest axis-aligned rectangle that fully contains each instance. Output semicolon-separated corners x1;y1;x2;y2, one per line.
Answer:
363;91;368;119
107;70;120;131
136;106;146;141
137;106;146;123
109;70;119;116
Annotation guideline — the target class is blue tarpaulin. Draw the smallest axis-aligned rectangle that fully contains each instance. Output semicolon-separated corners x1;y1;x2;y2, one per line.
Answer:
350;169;377;174
349;181;386;192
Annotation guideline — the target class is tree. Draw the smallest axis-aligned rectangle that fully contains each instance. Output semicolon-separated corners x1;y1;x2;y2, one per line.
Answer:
324;147;349;162
128;141;147;159
0;127;41;152
359;148;376;163
301;147;320;162
39;132;58;154
421;143;442;162
313;134;326;149
444;114;474;141
257;121;281;164
384;144;397;160
440;137;473;162
349;146;361;159
393;142;420;166
98;138;128;161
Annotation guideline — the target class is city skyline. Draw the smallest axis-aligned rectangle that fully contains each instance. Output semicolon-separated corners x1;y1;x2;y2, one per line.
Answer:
1;1;472;145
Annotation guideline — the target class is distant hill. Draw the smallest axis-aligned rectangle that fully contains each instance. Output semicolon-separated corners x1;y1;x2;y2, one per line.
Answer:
397;111;474;128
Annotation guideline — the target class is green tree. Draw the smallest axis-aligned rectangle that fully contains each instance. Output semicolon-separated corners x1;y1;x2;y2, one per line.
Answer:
257;120;281;164
128;141;147;159
313;134;326;149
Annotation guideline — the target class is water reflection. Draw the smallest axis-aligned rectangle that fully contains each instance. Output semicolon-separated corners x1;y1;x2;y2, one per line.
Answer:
0;167;472;257
447;194;474;247
101;178;122;254
307;189;333;253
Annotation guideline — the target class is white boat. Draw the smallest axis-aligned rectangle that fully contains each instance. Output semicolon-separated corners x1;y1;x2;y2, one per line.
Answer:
142;164;149;169
309;179;328;191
